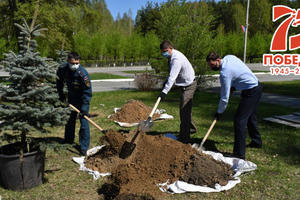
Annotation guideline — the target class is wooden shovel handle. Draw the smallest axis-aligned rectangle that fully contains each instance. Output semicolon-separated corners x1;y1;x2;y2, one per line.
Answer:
200;119;217;147
69;104;103;131
149;97;161;118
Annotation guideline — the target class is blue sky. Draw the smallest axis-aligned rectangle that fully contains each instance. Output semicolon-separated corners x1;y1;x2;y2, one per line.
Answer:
106;0;197;20
106;0;166;20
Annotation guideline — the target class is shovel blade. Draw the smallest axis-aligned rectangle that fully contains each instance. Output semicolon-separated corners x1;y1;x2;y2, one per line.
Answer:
139;119;154;132
119;141;136;159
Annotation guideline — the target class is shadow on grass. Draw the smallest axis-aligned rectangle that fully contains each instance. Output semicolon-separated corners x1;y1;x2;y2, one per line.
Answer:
97;182;155;200
97;183;120;200
190;138;220;152
262;122;300;165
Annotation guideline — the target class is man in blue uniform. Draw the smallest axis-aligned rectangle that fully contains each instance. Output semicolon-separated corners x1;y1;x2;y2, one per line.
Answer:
206;51;262;160
56;52;92;156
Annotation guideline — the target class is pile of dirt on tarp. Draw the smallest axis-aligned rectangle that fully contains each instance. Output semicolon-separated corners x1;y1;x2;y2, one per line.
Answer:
85;130;234;200
109;99;160;123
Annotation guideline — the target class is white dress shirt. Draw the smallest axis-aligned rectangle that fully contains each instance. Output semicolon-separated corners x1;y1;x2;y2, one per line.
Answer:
162;49;195;94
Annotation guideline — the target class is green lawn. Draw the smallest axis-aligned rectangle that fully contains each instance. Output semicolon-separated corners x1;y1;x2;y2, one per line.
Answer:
0;90;299;199
0;77;10;85
121;70;154;74
89;72;128;80
261;80;300;98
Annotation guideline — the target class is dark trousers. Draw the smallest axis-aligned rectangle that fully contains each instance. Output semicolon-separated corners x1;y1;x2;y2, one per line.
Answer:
65;102;90;151
233;83;262;158
179;80;197;143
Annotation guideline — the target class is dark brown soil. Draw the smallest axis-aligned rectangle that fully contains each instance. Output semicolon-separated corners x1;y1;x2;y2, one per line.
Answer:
85;130;234;200
109;100;160;123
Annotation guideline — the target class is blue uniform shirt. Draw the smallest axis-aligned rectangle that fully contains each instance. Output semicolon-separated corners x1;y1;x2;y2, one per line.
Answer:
218;55;258;113
56;63;92;114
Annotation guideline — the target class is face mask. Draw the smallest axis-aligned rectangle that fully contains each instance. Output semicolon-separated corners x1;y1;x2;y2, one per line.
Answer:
211;61;220;71
162;51;169;58
69;63;79;71
212;66;220;71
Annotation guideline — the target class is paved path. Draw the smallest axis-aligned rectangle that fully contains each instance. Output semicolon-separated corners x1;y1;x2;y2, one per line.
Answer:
1;64;300;108
91;79;136;92
207;87;300;109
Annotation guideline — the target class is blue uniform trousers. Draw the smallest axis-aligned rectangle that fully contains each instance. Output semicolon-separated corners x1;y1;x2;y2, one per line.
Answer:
233;83;262;158
65;102;90;151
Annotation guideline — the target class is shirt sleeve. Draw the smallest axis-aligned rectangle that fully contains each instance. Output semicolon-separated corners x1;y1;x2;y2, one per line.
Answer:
80;73;92;114
56;67;65;100
162;58;181;94
217;73;232;114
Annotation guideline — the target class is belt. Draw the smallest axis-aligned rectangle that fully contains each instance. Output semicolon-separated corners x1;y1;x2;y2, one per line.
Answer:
179;79;196;89
242;82;261;92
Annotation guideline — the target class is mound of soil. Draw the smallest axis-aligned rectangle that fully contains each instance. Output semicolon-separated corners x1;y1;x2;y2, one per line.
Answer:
109;100;160;123
85;130;234;199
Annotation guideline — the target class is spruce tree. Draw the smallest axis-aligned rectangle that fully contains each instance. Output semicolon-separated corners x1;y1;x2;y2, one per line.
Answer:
55;49;69;64
0;20;70;153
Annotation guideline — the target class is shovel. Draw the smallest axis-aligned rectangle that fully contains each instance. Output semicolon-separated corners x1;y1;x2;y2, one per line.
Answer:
119;97;161;159
198;118;217;151
69;104;106;134
139;97;161;132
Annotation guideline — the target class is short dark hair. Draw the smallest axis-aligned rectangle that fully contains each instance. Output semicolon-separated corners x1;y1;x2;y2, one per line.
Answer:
160;40;173;50
68;52;81;60
206;51;220;62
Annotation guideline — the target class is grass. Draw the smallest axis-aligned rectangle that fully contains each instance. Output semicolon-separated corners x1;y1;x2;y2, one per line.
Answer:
89;72;128;80
261;80;300;98
0;77;10;85
121;70;154;74
0;90;299;199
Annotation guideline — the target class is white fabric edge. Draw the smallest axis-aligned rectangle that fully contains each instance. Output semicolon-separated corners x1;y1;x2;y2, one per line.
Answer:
73;143;257;193
159;144;257;193
108;108;174;127
72;145;111;180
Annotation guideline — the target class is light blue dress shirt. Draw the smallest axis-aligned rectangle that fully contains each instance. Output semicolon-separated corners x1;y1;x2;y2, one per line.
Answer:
218;55;258;113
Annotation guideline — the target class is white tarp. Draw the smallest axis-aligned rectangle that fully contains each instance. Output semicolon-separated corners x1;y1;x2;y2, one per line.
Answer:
72;144;257;193
72;145;111;180
108;108;174;127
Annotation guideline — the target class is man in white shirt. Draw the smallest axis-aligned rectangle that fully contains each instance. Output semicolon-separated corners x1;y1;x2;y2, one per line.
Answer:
158;41;197;143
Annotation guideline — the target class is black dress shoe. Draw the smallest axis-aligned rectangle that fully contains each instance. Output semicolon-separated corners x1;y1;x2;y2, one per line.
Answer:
232;154;245;160
222;152;245;160
62;140;74;144
80;149;87;156
178;137;190;144
246;141;262;148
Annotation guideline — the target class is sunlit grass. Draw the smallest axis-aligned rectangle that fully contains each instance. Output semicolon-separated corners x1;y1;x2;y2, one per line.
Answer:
1;90;299;199
261;80;300;98
89;72;129;80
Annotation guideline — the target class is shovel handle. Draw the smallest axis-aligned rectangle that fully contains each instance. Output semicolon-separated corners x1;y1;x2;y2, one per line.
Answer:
69;104;103;131
200;119;217;148
149;97;161;118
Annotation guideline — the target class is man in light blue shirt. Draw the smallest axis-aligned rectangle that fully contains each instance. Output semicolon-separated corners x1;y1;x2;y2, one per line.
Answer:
206;52;262;159
158;41;197;143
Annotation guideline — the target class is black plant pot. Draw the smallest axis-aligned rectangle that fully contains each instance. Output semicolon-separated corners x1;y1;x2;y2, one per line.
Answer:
0;142;45;190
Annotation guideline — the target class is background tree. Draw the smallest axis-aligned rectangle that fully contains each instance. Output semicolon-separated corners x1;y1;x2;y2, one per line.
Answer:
135;2;161;35
0;0;297;66
248;0;272;36
153;0;214;73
